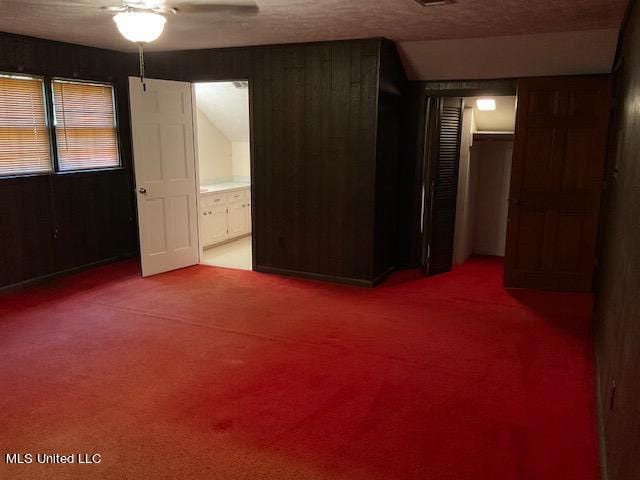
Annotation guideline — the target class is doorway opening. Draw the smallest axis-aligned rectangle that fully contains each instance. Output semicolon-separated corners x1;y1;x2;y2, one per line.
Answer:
418;77;610;291
193;81;252;271
452;96;516;267
418;81;518;278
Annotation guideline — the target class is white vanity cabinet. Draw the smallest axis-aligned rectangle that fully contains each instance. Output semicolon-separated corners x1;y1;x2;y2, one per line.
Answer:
199;186;251;248
227;203;246;237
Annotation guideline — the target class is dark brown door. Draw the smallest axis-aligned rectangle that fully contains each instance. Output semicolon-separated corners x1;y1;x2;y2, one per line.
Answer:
505;76;612;291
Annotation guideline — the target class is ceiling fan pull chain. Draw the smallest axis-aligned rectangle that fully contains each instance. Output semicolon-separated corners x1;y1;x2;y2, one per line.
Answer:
138;42;146;92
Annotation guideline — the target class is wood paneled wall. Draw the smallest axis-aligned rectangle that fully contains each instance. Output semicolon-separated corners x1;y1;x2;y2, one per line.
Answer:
0;32;137;289
144;38;407;285
0;33;407;288
373;41;406;278
596;1;640;478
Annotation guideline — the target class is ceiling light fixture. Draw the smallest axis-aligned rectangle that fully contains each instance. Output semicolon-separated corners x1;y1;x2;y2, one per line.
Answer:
113;10;166;43
113;9;167;90
476;99;497;111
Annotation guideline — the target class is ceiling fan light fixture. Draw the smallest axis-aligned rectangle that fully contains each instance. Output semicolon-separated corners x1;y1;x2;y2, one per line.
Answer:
113;10;166;43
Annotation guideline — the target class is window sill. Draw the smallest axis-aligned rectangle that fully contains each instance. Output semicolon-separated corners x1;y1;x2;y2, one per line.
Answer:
0;166;128;181
55;166;127;176
0;171;53;180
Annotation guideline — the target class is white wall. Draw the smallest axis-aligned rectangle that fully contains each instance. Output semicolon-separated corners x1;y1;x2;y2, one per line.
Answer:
471;142;513;257
196;108;232;183
399;29;619;81
231;141;251;180
453;107;477;265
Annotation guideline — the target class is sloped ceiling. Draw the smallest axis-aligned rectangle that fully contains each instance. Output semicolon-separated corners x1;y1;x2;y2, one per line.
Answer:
0;0;630;80
399;29;621;80
195;82;250;141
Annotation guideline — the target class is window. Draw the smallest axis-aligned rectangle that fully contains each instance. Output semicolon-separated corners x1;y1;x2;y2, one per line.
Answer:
52;80;120;171
0;74;52;176
0;75;120;177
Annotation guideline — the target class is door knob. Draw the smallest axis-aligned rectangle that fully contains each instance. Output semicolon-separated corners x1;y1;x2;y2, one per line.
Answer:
138;187;147;194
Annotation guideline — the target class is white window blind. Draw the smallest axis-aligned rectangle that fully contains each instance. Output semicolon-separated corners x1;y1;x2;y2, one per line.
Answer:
52;80;120;171
0;74;52;176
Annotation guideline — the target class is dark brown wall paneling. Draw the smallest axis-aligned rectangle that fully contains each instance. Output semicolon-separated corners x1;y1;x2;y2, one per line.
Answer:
0;34;407;288
145;38;406;285
52;170;136;272
373;40;407;278
248;40;381;282
0;175;55;286
0;32;137;290
251;40;384;283
596;1;640;479
397;83;429;269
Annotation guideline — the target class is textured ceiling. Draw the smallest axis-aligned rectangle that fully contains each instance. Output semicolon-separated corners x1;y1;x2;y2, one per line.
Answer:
195;82;250;141
0;0;630;79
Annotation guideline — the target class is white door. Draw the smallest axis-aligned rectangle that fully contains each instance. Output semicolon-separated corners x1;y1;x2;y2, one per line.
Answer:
129;78;199;276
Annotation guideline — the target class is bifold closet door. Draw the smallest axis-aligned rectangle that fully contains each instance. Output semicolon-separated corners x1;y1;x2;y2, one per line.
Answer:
423;96;463;276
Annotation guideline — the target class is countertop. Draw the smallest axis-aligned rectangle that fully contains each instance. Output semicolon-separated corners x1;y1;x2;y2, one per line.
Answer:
200;181;250;195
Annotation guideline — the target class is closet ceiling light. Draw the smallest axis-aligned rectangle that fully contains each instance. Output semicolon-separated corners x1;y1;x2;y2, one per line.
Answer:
477;99;497;111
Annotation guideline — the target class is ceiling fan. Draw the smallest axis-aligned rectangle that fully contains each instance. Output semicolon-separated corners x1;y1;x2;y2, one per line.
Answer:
96;1;258;88
100;0;259;16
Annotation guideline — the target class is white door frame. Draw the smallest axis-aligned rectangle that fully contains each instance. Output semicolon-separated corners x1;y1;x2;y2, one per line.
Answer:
190;85;204;264
191;79;253;265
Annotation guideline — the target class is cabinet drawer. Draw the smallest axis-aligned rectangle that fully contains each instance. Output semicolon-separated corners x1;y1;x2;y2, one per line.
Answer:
227;190;246;204
202;193;226;207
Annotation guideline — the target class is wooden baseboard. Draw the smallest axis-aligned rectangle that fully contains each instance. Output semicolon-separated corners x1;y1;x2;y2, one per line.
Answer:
372;265;396;286
254;265;378;287
253;264;398;288
0;253;138;295
202;233;251;250
595;335;609;480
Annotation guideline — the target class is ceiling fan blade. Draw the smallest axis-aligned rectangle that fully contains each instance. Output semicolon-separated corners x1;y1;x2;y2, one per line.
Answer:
172;2;259;15
100;5;127;12
6;0;117;7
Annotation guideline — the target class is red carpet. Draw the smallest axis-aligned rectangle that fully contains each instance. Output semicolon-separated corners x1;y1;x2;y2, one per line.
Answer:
0;257;598;479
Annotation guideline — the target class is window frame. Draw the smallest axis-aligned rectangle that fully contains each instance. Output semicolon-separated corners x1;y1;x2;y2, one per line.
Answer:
0;72;124;179
49;77;122;173
0;71;54;178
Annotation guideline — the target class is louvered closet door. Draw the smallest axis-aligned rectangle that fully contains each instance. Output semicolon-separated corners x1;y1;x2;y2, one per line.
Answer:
426;97;463;275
